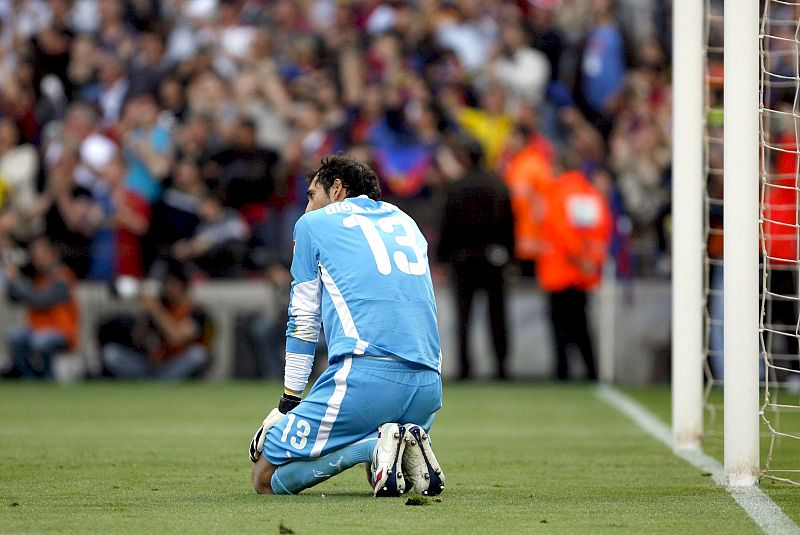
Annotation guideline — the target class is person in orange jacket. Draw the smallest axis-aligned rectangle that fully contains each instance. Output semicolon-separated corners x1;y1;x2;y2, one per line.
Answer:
502;125;554;271
536;169;612;381
4;235;79;379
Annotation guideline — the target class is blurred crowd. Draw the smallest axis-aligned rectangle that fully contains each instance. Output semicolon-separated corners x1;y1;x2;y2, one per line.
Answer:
0;0;673;286
0;0;675;380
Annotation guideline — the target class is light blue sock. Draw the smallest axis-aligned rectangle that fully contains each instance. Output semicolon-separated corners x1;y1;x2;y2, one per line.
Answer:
270;436;377;495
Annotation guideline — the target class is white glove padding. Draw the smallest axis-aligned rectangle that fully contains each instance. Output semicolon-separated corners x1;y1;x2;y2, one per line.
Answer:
248;408;283;463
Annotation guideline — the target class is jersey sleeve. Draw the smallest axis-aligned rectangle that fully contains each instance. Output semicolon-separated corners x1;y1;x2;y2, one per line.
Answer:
284;215;322;394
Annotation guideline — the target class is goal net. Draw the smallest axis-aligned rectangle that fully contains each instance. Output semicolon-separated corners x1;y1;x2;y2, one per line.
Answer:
702;0;724;441
697;0;800;484
759;0;800;486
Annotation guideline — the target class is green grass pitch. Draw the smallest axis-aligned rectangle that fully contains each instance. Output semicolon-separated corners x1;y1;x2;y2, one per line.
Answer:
1;382;798;534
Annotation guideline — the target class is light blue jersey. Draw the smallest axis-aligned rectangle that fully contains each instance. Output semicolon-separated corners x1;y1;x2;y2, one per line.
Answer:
286;196;442;372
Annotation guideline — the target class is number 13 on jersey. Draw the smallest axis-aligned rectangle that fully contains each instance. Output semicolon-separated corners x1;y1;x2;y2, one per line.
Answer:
343;214;427;276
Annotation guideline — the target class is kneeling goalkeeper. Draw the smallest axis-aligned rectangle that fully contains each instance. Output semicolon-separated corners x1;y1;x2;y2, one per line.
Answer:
249;156;445;497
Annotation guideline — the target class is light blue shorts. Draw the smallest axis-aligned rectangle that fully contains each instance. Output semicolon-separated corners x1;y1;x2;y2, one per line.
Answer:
262;356;442;466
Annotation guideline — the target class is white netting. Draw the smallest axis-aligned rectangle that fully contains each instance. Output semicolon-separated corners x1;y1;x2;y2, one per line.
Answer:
759;0;800;486
702;0;724;441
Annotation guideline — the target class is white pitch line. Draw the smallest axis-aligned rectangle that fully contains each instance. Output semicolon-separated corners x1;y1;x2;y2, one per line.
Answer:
596;385;800;535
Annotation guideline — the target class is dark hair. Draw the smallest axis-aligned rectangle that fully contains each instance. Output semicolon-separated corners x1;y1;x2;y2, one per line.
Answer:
240;117;257;132
308;155;381;201
28;233;55;251
442;133;484;168
164;256;189;285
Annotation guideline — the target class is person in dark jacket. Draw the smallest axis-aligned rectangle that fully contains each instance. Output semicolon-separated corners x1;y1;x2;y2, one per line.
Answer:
436;136;515;380
4;235;79;379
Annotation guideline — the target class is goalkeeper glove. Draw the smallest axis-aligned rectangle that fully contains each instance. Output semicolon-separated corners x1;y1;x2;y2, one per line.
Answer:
249;408;282;463
248;394;302;463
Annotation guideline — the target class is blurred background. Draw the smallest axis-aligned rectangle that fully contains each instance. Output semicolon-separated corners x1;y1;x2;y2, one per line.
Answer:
0;0;679;384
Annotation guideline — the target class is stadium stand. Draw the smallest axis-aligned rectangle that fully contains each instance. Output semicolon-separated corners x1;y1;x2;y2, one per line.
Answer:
0;0;672;381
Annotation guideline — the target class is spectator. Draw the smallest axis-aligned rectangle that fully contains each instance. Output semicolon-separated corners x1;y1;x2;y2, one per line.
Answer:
576;0;628;136
101;260;209;380
175;113;216;163
204;117;280;227
120;94;174;204
0;0;672;285
437;137;515;380
67;35;99;98
46;103;117;193
4;234;79;379
93;52;130;125
39;144;94;278
502;125;554;270
158;76;188;126
172;193;249;277
608;77;670;268
234;67;292;153
149;157;206;261
368;97;439;201
0;117;40;240
434;0;497;74
213;0;258;78
30;0;73;101
525;0;564;81
56;154;150;282
489;21;550;112
560;106;606;174
127;32;170;100
763;102;799;389
96;0;136;59
537;168;613;381
451;84;515;169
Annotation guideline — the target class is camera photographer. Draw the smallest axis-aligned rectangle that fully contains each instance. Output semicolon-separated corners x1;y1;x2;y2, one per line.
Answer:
100;260;210;380
3;235;79;379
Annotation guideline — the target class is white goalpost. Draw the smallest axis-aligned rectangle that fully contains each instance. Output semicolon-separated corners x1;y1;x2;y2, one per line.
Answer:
671;0;705;453
674;0;800;488
723;0;761;487
672;0;761;485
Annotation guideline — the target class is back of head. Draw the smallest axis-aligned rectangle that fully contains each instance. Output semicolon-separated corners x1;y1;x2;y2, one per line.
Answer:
28;234;59;272
442;133;485;169
310;156;381;201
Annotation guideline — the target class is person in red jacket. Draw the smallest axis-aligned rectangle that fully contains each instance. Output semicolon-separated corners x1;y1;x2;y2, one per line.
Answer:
763;127;798;387
537;169;612;381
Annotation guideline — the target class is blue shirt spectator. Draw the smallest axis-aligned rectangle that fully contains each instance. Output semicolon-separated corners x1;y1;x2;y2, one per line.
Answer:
581;23;625;114
126;124;171;203
121;95;174;204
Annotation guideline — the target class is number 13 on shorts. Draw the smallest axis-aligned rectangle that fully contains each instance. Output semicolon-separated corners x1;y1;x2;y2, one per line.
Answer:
280;413;312;450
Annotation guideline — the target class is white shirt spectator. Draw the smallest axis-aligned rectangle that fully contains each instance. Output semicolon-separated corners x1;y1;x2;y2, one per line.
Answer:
493;47;550;109
436;17;497;73
366;4;396;35
74;132;118;190
99;79;129;125
70;0;100;34
0;144;39;218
